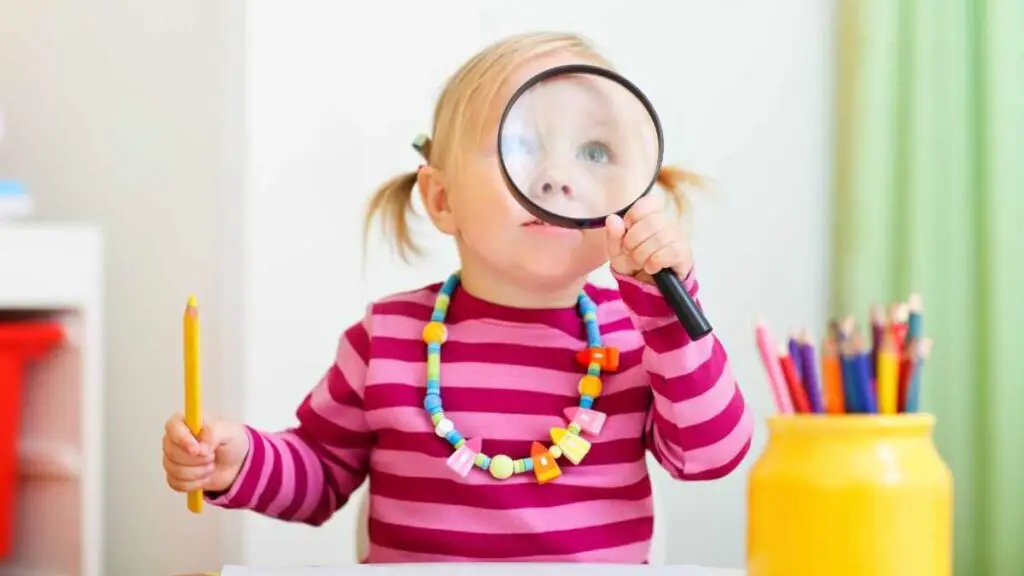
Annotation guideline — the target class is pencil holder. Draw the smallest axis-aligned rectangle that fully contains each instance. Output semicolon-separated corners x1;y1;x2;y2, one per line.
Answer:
746;414;953;576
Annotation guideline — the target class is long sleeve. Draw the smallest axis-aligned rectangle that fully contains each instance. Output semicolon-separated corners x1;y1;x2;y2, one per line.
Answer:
615;269;754;480
205;314;375;525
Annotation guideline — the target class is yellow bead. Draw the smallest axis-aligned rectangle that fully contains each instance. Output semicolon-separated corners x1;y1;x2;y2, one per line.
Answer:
489;454;514;480
422;321;447;344
549;445;562;459
578;375;603;398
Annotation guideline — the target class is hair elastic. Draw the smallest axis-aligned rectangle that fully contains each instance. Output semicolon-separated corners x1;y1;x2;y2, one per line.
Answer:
412;134;431;161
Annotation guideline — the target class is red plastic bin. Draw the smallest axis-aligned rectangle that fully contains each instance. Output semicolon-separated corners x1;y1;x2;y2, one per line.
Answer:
0;321;64;560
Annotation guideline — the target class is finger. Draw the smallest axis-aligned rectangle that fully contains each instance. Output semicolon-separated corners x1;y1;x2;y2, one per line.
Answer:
605;214;628;259
164;434;214;467
623;193;665;227
642;243;687;276
165;414;202;455
621;213;665;253
163;454;215;482
630;227;677;272
166;471;211;493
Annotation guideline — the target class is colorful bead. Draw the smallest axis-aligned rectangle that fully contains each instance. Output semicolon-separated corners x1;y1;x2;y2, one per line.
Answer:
423;271;606;484
489;454;514;480
551;427;591;465
577;375;602;398
564;406;607;435
424;394;443;414
447;437;481;478
422;321;448;344
427;354;440;380
577;347;620;372
530;441;561;484
434;418;454;437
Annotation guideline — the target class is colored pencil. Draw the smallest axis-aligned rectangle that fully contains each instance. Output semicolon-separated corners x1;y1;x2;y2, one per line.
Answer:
755;320;794;413
184;295;203;513
906;294;923;345
876;332;900;414
839;339;861;412
853;333;877;413
779;344;812;413
788;335;804;382
870;304;885;381
821;337;845;414
889;302;909;347
798;331;824;413
904;339;932;412
897;349;914;412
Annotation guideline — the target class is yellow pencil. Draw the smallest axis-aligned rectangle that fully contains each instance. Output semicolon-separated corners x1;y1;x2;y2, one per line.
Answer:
876;332;899;414
184;295;203;513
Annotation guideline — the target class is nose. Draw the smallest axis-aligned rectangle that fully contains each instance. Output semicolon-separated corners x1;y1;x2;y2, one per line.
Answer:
533;178;573;198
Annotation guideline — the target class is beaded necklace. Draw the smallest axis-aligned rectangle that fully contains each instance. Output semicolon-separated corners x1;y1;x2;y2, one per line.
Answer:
421;271;619;484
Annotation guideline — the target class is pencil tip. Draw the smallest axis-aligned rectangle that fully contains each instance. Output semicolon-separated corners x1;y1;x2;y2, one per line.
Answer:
908;293;923;311
187;295;197;309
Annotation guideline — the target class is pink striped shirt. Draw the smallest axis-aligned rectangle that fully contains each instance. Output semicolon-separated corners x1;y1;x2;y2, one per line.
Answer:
208;271;753;563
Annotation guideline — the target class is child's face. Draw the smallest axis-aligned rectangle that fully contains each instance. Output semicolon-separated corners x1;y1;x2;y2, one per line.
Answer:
446;53;613;288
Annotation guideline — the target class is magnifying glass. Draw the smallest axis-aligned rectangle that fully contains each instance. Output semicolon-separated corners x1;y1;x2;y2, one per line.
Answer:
497;64;712;341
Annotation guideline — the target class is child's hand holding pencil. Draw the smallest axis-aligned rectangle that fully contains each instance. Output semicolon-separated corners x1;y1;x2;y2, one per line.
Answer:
756;294;932;415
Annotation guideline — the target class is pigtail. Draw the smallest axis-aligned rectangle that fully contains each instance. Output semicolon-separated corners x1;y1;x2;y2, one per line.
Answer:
657;164;706;216
363;170;422;262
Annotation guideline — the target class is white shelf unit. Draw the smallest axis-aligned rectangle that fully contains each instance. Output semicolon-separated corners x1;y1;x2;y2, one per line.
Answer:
0;224;102;576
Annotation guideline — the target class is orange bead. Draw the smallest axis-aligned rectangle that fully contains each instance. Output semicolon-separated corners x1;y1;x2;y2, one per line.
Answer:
577;375;602;398
422;321;447;344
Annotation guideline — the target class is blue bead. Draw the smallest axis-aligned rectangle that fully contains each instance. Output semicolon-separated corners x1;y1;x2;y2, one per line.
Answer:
586;326;602;348
423;393;443;413
430;311;445;322
523;458;534;472
580;396;594;409
427;342;441;354
578;296;597;314
477;456;492;470
587;364;601;376
446;430;463;445
441;273;460;296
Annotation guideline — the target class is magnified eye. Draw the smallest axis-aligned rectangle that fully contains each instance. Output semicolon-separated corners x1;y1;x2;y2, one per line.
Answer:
577;141;613;164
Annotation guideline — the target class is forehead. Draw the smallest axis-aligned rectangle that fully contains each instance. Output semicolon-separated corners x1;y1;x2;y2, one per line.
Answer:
476;53;605;142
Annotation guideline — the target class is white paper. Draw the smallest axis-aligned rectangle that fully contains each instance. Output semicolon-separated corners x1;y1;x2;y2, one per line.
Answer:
219;564;745;576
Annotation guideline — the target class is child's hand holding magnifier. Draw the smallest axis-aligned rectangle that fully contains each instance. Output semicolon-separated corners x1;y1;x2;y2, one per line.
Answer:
605;192;693;285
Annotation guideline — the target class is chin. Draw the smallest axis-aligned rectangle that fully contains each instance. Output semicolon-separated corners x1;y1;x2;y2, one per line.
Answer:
516;256;600;288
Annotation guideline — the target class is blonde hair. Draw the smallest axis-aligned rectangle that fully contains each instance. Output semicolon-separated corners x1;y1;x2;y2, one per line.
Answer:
364;31;703;261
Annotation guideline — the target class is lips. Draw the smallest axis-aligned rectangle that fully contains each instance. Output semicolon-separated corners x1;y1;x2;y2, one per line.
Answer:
522;219;551;227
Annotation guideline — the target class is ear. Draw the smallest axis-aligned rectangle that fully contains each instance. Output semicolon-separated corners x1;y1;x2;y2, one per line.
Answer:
417;166;457;236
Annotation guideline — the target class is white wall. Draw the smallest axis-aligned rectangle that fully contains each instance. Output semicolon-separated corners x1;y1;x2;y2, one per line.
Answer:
0;2;243;574
242;0;834;569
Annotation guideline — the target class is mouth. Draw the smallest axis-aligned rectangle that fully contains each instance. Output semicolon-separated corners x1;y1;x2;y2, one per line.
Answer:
522;218;552;228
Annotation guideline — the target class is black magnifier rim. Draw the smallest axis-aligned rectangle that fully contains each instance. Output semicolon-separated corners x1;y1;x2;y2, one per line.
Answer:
496;64;666;229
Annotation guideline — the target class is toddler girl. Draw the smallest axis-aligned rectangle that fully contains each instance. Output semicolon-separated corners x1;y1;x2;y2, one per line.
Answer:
162;31;753;564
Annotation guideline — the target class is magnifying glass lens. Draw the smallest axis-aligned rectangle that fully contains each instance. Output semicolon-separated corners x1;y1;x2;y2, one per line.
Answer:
499;69;661;223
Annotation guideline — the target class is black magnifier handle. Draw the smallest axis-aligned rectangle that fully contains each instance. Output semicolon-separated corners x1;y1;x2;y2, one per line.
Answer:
652;268;713;340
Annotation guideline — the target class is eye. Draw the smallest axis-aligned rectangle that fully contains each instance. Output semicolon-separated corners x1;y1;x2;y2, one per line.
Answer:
577;141;612;164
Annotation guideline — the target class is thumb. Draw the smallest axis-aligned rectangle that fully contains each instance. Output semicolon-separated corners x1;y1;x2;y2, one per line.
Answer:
605;214;635;275
197;420;234;453
605;214;627;259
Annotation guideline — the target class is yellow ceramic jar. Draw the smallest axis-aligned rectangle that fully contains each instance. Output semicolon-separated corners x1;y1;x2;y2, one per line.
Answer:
747;415;953;576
